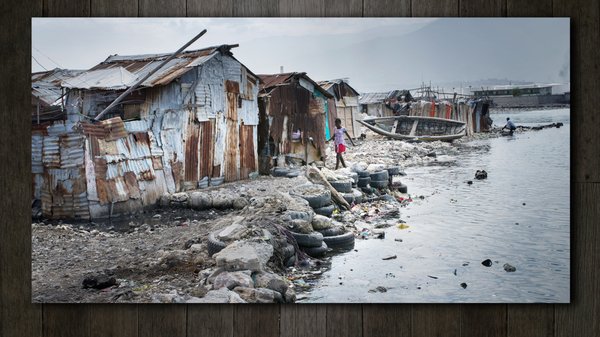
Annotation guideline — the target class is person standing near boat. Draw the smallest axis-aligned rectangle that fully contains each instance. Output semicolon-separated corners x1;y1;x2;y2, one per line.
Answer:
504;117;517;135
328;118;355;170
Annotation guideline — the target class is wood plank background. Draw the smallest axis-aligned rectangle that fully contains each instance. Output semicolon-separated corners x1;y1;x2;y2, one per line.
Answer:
1;0;598;336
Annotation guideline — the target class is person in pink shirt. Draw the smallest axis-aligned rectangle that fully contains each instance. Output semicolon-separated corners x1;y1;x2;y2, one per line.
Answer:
328;118;355;170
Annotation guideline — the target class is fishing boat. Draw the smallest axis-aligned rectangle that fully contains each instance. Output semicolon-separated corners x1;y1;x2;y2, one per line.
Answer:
357;115;466;141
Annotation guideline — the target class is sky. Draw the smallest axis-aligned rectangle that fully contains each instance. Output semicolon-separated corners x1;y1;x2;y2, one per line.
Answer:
31;18;569;92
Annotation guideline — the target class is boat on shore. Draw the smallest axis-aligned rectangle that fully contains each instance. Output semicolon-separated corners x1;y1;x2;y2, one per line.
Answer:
357;115;467;141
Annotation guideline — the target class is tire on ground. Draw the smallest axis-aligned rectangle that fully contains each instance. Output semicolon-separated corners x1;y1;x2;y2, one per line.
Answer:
398;183;408;194
314;204;335;217
370;170;389;181
341;192;355;204
290;186;332;209
207;231;227;256
281;244;295;259
272;167;290;177
290;231;324;248
322;231;355;248
357;176;371;188
370;180;389;189
302;241;329;257
357;170;370;178
317;225;346;237
284;255;296;267
387;166;402;176
329;180;353;193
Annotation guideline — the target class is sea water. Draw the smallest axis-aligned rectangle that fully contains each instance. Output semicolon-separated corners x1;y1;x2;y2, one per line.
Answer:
306;108;570;303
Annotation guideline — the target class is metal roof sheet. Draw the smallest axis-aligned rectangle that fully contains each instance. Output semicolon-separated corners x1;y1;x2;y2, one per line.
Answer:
258;72;333;98
64;45;236;90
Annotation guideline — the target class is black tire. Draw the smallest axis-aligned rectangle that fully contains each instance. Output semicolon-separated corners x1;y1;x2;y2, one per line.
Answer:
272;167;290;177
387;166;401;176
370;170;389;181
314;204;335;217
329;180;353;193
290;186;331;209
398;183;408;193
207;231;227;257
357;170;370;178
341;192;355;204
357;176;371;188
291;231;324;248
323;232;355;248
370;180;389;189
348;172;359;184
317;225;346;237
302;241;329;257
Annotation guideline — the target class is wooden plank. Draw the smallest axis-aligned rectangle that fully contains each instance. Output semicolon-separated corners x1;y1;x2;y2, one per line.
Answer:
187;305;233;337
139;0;186;16
91;0;138;16
555;183;600;337
279;0;324;16
411;0;458;16
461;305;507;337
363;304;410;337
43;305;91;337
89;305;138;337
459;0;506;16
325;305;362;337
363;0;410;16
138;305;186;337
507;305;554;337
232;0;279;16
280;304;326;337
554;0;600;182
43;0;90;16
324;0;363;16
1;0;43;336
411;305;460;337
234;305;279;337
506;0;552;16
187;0;233;16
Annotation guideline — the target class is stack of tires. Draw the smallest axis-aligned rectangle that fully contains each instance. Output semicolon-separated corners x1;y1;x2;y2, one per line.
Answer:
369;170;389;189
386;166;408;193
290;184;335;217
329;177;364;206
315;224;355;250
290;231;328;258
272;167;302;178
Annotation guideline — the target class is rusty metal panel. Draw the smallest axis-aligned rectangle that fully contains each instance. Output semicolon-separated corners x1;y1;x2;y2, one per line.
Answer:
239;125;256;179
124;171;141;199
139;169;167;206
59;134;85;168
224;118;239;182
101;117;128;141
225;80;240;94
199;120;214;179
185;122;200;182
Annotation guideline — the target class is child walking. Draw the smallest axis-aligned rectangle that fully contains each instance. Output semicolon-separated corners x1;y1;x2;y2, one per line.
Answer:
328;118;355;170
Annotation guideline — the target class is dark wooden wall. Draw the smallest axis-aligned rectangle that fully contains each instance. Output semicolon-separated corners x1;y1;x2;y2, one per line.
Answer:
1;0;598;336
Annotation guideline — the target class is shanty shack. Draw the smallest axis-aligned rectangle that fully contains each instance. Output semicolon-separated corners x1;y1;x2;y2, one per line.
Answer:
318;79;361;138
257;72;334;173
359;90;413;117
31;44;260;220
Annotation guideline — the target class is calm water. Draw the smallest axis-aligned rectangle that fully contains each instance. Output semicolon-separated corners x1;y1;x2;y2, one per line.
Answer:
306;108;570;303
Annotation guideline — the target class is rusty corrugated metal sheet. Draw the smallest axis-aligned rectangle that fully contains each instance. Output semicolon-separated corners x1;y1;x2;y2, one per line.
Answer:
80;122;109;138
185;122;200;182
224;92;239;182
101;117;128;141
239;125;256;179
198;120;213;179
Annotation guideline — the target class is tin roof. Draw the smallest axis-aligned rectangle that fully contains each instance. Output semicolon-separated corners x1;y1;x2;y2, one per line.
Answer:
317;79;360;99
62;44;244;90
358;90;407;105
32;68;85;106
258;72;333;98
